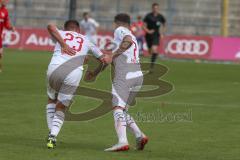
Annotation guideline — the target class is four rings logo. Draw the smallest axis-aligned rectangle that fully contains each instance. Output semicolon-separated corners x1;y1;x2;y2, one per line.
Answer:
2;30;20;45
164;36;212;58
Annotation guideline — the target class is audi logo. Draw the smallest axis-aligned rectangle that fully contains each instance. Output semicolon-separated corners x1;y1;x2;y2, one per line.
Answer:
2;30;20;45
166;39;210;55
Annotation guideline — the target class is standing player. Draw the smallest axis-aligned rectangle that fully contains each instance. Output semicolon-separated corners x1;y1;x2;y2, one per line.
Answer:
0;0;15;72
80;12;99;44
87;14;148;152
144;3;166;71
45;20;111;149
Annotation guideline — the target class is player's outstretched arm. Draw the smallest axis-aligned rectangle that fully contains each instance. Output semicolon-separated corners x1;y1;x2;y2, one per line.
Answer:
85;62;108;81
143;23;154;34
47;24;76;56
85;54;111;80
86;42;112;80
88;42;112;64
3;10;15;31
113;35;133;59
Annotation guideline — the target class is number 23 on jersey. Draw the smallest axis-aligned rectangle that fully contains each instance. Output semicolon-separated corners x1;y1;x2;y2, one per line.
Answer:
63;33;84;52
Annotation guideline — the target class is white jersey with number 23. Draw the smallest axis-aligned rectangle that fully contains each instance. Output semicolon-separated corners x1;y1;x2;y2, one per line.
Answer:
49;29;103;70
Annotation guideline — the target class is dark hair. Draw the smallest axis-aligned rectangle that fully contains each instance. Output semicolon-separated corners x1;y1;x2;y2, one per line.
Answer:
83;12;88;17
137;15;142;20
152;2;159;8
64;20;80;30
114;13;131;25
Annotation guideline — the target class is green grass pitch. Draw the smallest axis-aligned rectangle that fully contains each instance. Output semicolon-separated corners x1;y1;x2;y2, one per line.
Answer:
0;49;239;160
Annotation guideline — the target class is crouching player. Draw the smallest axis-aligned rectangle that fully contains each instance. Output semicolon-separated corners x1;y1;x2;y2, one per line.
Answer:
45;20;111;149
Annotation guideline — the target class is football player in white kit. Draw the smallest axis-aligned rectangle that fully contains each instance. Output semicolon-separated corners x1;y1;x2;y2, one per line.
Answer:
45;20;111;149
105;13;148;152
80;12;99;44
87;14;148;152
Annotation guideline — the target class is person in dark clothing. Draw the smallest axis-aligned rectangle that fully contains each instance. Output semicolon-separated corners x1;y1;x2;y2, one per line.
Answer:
143;3;166;71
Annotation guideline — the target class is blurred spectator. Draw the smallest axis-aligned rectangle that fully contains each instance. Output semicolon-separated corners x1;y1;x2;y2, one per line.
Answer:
80;12;99;44
131;15;145;55
0;0;15;72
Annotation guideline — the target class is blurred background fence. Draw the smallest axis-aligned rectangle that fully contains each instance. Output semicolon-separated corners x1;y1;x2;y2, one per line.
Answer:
7;0;240;36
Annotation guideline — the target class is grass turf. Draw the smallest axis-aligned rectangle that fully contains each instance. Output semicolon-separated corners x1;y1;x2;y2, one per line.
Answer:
0;49;239;160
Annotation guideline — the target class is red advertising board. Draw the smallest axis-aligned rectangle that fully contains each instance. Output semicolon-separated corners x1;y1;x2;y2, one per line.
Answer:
3;28;240;61
2;28;113;51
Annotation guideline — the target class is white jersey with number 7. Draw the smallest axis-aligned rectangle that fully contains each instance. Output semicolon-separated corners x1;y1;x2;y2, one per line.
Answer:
113;26;140;64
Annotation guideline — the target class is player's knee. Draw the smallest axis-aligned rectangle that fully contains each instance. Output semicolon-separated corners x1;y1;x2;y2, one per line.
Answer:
113;107;125;121
113;106;125;111
57;93;73;107
48;98;57;104
55;101;67;112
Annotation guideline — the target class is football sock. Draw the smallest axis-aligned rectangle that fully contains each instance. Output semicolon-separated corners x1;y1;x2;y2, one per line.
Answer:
113;108;128;144
50;110;65;137
46;103;56;130
125;112;142;138
150;53;158;69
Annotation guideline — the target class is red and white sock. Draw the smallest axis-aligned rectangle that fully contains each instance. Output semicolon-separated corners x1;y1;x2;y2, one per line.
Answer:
46;103;56;131
50;111;65;137
125;112;142;138
113;108;128;144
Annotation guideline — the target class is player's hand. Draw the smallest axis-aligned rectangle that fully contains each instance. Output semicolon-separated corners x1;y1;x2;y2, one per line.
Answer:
100;54;112;64
148;29;154;34
84;71;96;81
61;44;76;56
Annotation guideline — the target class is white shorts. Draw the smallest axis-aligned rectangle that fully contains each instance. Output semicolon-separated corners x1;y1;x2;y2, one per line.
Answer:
46;64;83;106
112;72;143;108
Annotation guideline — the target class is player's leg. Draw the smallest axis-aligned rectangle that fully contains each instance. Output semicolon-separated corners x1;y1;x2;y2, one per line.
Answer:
150;45;159;69
104;106;129;152
125;86;142;139
46;65;59;131
150;35;160;71
46;69;58;148
0;48;3;72
45;83;58;148
145;35;152;56
47;67;83;149
47;101;66;149
46;98;57;131
105;83;130;152
49;92;75;139
47;93;74;149
125;77;148;150
125;111;148;150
